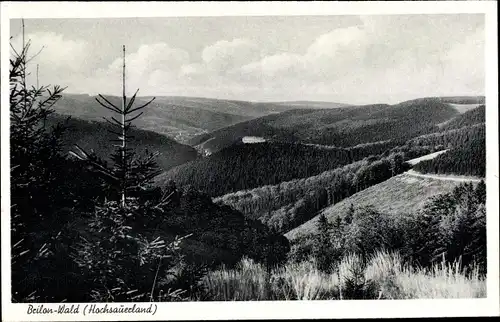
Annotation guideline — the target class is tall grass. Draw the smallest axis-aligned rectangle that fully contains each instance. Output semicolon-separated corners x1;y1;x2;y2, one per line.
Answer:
199;251;486;301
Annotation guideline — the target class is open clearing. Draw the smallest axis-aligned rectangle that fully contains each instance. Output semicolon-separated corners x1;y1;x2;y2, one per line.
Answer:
407;150;449;165
285;149;483;240
285;172;469;240
448;103;483;114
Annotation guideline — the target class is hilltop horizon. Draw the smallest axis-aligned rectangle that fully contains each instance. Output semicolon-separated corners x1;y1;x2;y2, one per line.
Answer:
60;91;485;107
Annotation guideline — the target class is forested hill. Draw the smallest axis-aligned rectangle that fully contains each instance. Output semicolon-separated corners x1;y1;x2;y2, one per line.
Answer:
156;142;357;197
400;96;485;105
189;99;459;154
413;134;485;177
52;94;348;143
439;105;485;131
51;94;254;143
46;114;199;172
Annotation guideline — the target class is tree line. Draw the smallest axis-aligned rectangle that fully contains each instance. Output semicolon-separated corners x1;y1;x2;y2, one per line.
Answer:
440;105;485;131
407;123;485;150
215;120;486;234
187;99;458;155
413;135;485;177
216;153;410;233
291;181;486;275
162;142;356;197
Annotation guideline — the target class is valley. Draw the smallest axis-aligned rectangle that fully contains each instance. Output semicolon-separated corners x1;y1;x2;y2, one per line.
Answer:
51;94;349;143
14;82;489;303
8;13;490;306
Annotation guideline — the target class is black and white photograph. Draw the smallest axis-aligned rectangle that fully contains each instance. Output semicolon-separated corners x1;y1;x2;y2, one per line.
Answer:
1;1;499;321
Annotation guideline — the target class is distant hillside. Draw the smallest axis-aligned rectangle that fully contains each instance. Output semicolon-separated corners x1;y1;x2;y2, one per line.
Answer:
189;99;459;154
46;114;199;172
413;134;485;177
402;96;484;114
408;123;485;149
285;173;467;241
155;142;355;197
52;94;348;143
403;96;485;105
439;96;485;105
439;105;485;130
266;101;349;109
51;94;257;143
214;153;412;233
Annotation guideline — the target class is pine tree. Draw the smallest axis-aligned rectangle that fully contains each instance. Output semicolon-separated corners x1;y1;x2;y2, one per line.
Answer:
475;180;486;204
69;46;191;301
9;20;77;302
70;45;161;207
314;213;334;273
344;203;355;225
390;153;405;176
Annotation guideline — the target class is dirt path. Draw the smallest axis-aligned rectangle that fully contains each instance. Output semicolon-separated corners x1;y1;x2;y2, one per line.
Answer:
405;169;482;183
407;150;449;165
406;150;482;182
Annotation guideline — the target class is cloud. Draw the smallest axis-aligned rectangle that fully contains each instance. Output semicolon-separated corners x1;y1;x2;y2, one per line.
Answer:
10;32;90;89
105;43;189;82
230;25;368;84
221;15;484;103
11;32;88;71
237;53;305;82
91;43;190;95
201;38;261;74
57;15;484;103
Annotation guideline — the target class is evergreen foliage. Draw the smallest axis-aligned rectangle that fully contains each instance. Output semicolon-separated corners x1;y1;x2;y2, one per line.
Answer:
440;105;485;131
9;29;84;302
313;214;336;273
289;182;486;274
10;37;289;302
413;135;485;177
162;142;355;197
216;153;410;233
188;99;458;153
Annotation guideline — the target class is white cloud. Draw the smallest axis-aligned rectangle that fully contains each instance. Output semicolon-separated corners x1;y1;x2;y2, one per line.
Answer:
10;32;89;89
105;43;189;81
91;43;190;95
229;25;368;83
11;32;88;71
201;38;262;74
58;15;484;104
220;16;484;103
238;53;305;81
305;26;366;58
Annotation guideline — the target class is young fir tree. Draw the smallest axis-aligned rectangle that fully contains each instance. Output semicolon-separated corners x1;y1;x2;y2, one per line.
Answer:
344;203;355;225
475;180;486;204
313;213;335;273
70;46;161;207
70;46;190;302
10;20;75;302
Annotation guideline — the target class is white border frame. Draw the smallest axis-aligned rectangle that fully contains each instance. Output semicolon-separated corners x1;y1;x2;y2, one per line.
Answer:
1;1;499;321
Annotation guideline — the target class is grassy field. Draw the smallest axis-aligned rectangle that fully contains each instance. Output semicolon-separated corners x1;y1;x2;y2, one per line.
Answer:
286;173;464;240
199;252;485;300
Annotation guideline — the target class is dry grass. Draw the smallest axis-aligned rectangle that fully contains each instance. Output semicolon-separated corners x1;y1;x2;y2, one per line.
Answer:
199;251;486;301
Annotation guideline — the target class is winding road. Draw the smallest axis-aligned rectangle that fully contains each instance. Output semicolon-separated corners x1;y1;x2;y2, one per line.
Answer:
406;150;482;183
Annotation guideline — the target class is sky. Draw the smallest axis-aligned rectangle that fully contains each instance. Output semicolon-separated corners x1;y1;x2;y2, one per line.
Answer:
10;14;485;105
